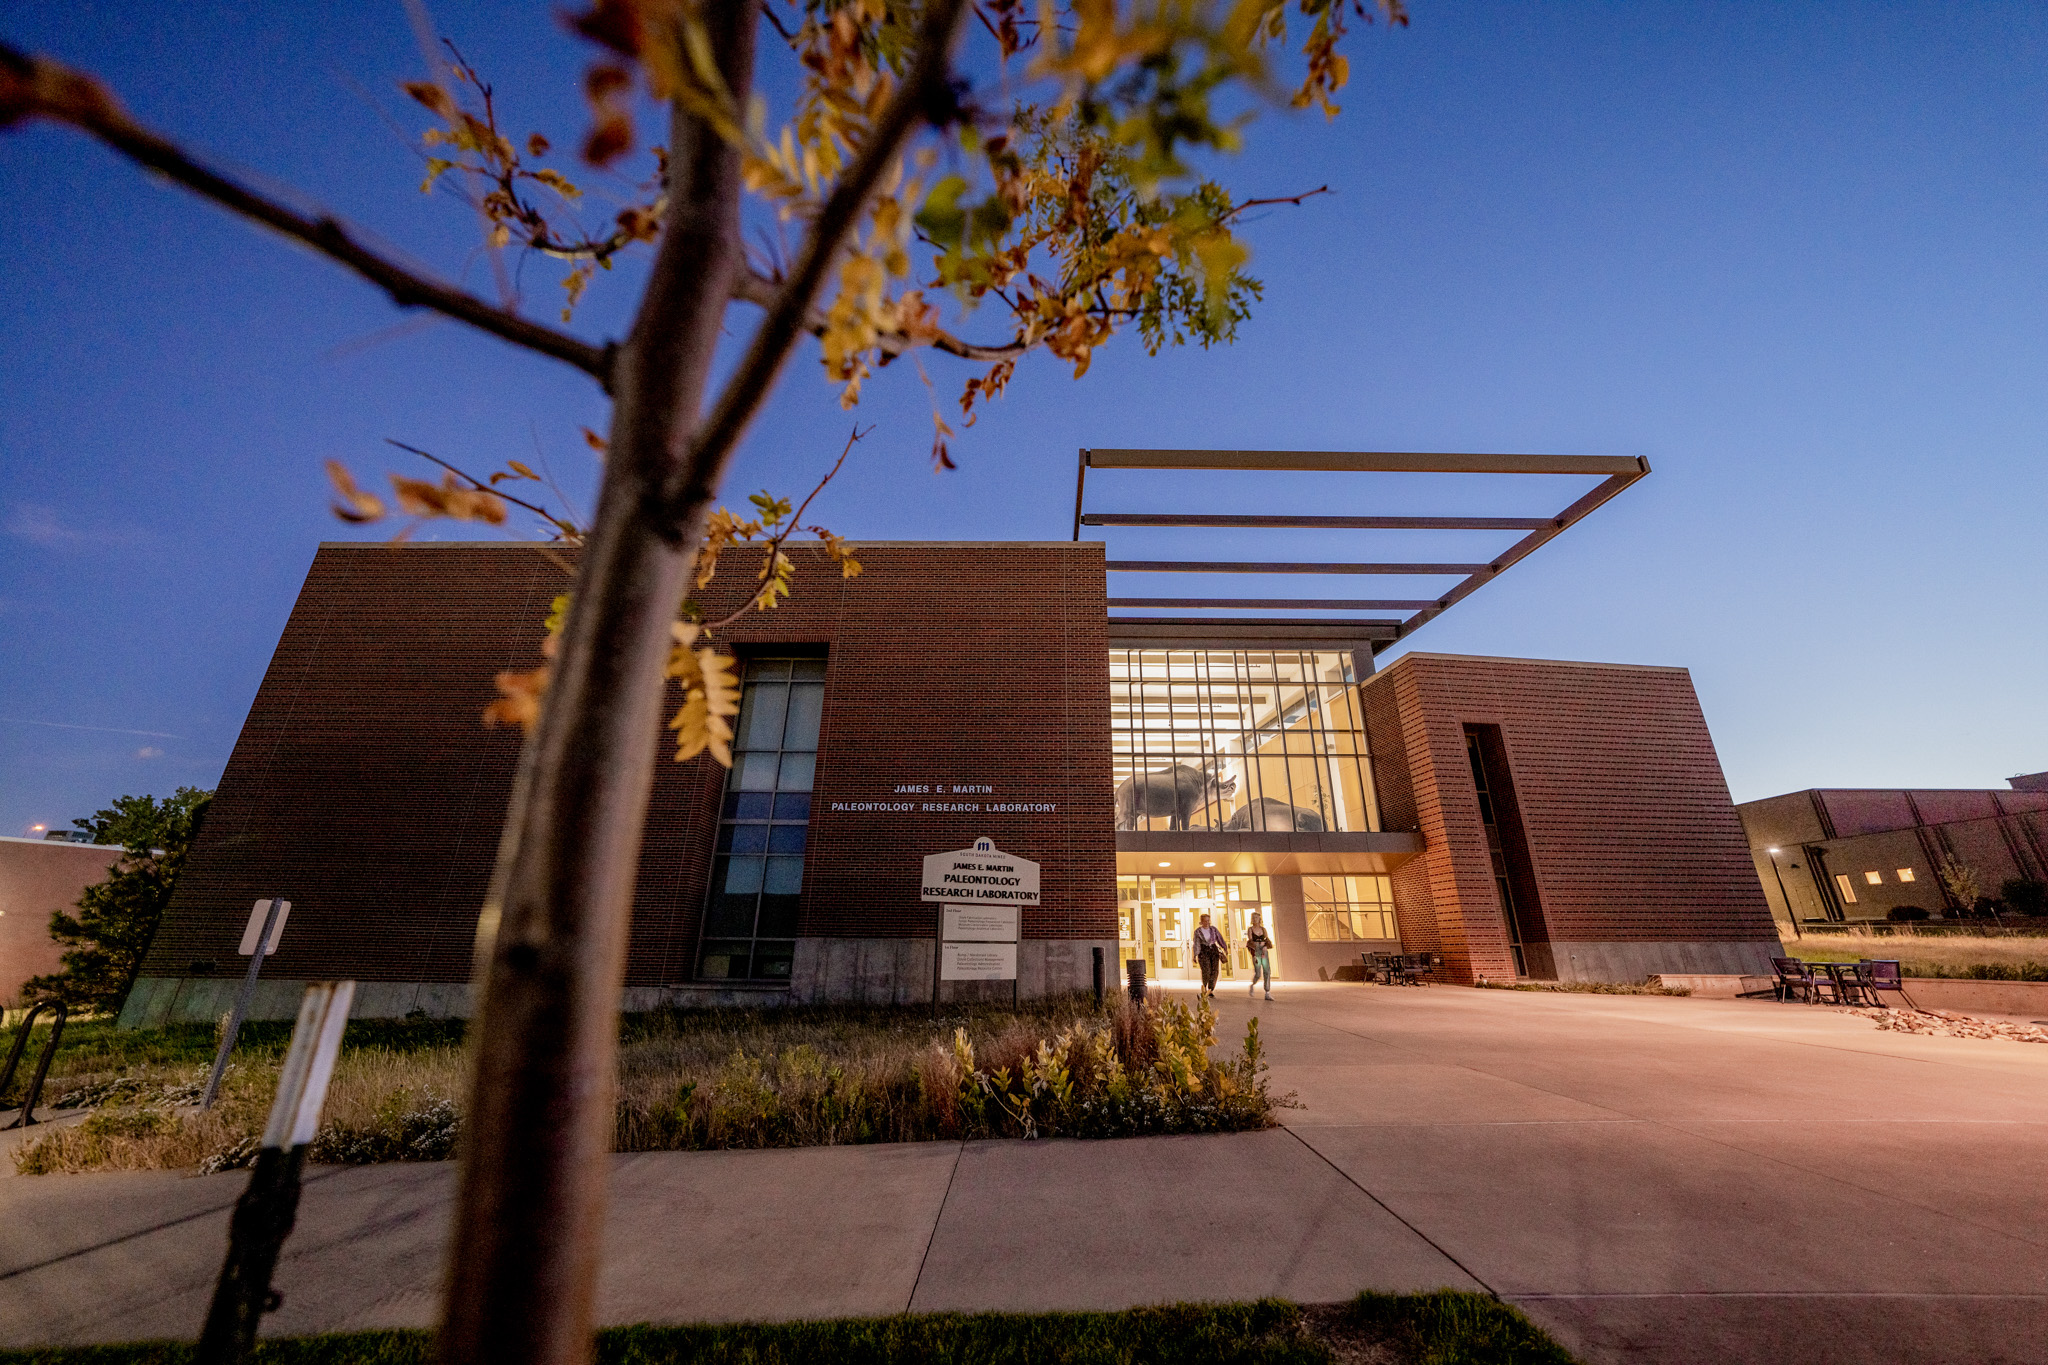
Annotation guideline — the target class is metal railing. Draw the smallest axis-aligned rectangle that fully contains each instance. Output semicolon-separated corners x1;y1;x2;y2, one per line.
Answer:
1;999;69;1129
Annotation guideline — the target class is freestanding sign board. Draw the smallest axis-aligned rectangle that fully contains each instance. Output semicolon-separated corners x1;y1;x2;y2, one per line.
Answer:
923;838;1036;993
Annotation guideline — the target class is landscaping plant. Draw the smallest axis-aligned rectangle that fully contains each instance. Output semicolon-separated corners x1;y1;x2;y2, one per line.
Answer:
12;997;1281;1175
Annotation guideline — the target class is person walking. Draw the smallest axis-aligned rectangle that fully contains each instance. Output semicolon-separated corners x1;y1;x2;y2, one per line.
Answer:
1245;911;1274;1001
1193;912;1227;996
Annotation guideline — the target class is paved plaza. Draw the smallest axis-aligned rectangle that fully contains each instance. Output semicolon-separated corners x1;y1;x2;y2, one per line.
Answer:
3;983;2045;1363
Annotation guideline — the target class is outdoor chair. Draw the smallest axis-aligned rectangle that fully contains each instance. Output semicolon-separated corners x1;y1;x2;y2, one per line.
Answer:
1771;957;1823;1004
1833;961;1879;1007
1859;959;1912;1009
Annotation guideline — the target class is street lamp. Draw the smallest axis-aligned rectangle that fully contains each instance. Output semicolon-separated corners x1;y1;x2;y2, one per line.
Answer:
1766;846;1801;940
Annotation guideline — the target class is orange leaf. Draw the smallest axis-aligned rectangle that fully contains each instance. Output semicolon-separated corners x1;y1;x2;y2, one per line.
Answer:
325;459;386;523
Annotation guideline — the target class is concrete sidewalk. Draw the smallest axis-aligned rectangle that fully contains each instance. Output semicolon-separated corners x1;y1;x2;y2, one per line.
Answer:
4;984;2045;1363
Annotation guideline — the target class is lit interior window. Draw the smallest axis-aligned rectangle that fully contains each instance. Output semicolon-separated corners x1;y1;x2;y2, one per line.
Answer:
1864;870;1883;885
1834;873;1859;904
1897;868;1916;882
1304;875;1398;942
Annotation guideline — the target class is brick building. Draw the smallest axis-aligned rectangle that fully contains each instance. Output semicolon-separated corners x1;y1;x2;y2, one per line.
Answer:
0;836;123;1006
1738;783;2048;926
121;448;1785;1021
122;527;1778;1025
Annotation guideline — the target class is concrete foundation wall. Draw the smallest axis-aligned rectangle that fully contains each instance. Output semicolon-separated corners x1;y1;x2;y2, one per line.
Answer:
787;937;1116;1005
119;937;1122;1026
1549;939;1780;984
119;975;476;1028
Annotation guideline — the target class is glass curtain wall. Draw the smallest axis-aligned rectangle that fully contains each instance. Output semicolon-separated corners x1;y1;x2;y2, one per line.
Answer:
1109;649;1378;833
698;658;825;981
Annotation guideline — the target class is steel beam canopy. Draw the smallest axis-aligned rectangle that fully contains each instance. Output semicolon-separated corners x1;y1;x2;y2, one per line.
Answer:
1084;449;1643;475
1075;447;1650;653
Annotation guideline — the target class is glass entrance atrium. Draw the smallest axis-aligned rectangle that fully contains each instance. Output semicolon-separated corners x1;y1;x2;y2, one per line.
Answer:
1109;649;1379;834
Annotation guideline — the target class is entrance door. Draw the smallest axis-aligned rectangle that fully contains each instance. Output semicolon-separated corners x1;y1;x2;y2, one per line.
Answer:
1119;875;1275;985
1150;894;1198;981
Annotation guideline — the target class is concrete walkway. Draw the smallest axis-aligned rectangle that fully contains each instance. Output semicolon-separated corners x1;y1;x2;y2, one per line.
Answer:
3;984;2045;1363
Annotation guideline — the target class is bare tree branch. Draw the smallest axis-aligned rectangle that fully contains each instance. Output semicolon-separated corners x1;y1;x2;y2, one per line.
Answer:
662;0;973;528
1229;184;1333;217
0;43;614;386
384;439;583;538
700;423;867;631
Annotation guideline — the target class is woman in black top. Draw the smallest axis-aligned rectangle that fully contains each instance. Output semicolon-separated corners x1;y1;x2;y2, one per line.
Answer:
1246;911;1274;1001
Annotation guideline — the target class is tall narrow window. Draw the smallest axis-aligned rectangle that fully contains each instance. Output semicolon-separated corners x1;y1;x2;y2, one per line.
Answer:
1464;726;1547;978
698;658;825;981
1834;873;1859;905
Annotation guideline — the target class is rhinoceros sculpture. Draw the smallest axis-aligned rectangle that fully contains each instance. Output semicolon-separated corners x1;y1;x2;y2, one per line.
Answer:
1221;797;1327;832
1114;762;1237;831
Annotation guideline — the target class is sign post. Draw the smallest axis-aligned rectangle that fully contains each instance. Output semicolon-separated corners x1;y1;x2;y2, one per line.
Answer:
201;898;290;1111
921;837;1039;1014
198;979;354;1365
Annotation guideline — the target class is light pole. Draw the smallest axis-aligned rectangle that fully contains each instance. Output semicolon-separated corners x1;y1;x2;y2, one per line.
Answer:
1766;847;1801;940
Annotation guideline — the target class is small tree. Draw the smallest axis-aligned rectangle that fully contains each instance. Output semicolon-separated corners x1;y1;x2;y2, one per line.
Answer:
1935;851;1981;917
4;4;1408;1359
23;787;213;1013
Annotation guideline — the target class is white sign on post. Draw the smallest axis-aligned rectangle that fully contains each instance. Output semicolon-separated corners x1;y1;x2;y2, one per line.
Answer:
925;838;1033;984
943;942;1018;981
239;899;291;956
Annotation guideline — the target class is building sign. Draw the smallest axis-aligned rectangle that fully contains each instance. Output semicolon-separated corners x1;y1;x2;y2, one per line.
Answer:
943;941;1017;981
920;838;1041;905
943;904;1020;942
928;837;1032;983
830;782;1058;815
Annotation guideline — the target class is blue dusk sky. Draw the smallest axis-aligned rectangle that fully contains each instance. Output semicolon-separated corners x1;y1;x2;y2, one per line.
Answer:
3;1;2045;838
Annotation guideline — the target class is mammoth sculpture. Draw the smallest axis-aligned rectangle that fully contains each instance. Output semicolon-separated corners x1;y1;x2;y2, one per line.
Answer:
1114;762;1237;831
1221;797;1327;832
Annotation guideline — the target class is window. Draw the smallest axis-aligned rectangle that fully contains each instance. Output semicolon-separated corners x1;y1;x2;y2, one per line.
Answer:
1109;649;1378;832
1834;873;1859;904
1864;870;1883;886
698;658;825;981
1897;868;1916;883
1304;875;1397;941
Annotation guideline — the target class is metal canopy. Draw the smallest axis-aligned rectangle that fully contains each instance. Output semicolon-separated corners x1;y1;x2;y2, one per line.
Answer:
1074;447;1650;653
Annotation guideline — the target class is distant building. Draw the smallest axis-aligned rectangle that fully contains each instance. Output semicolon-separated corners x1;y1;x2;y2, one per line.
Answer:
0;836;121;1004
2012;771;2048;794
1737;787;2048;926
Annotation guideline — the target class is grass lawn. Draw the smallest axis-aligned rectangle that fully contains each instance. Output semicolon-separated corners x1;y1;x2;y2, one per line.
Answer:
0;1294;1577;1365
1782;932;2048;980
7;995;1279;1175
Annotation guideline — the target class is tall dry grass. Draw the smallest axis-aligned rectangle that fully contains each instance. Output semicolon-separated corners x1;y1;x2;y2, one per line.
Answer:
13;995;1277;1175
1783;932;2048;979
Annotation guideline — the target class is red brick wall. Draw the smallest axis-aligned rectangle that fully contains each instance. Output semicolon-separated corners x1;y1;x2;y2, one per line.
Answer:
143;541;1114;989
1361;653;1776;982
0;839;122;1004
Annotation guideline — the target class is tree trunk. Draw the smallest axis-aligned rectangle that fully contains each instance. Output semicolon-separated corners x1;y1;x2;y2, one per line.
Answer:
438;5;758;1362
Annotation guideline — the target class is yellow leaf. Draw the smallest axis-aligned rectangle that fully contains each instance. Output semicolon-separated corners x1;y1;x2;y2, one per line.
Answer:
666;629;739;766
